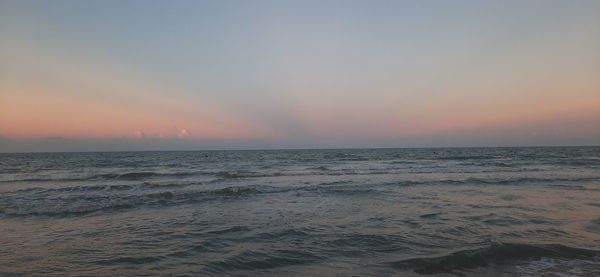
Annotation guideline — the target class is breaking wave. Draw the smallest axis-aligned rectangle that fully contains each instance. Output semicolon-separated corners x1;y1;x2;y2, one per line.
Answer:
389;243;600;274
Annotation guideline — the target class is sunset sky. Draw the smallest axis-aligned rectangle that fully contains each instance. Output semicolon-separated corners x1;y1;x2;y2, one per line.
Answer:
1;0;599;152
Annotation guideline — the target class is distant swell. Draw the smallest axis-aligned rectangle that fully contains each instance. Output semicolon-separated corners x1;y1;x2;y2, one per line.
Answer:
0;187;261;217
2;169;599;187
389;243;600;274
214;170;283;179
111;172;198;180
8;181;200;194
380;176;600;187
2;173;599;218
0;182;371;218
0;171;202;183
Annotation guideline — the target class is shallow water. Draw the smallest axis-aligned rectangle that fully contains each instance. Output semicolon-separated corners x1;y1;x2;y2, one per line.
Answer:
1;147;599;276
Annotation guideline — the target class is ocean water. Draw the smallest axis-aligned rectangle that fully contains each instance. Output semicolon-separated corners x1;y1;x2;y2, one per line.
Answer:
0;147;599;276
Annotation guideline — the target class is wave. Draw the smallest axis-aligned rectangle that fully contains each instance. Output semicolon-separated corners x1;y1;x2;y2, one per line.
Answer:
0;187;259;217
2;175;598;218
3;174;597;199
461;176;600;186
3;166;598;186
6;181;203;194
91;255;163;265
0;185;282;218
1;172;598;218
308;165;332;171
0;169;290;183
0;182;374;218
209;170;600;185
214;170;283;179
351;176;600;190
435;155;496;161
389;243;600;274
3;179;350;197
110;171;198;180
0;171;203;183
378;176;600;187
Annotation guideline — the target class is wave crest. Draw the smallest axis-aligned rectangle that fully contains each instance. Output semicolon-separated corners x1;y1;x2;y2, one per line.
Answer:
389;243;600;274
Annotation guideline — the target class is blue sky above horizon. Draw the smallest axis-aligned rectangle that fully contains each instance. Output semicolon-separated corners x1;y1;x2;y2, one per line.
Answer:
1;0;599;152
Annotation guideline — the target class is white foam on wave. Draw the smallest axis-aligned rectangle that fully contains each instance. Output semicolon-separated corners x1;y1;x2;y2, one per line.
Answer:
515;256;600;276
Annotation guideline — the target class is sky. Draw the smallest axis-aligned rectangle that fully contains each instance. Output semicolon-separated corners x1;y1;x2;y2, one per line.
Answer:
1;0;599;152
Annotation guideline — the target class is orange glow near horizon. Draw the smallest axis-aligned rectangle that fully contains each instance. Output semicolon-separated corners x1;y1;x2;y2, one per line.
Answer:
0;84;276;140
2;81;598;141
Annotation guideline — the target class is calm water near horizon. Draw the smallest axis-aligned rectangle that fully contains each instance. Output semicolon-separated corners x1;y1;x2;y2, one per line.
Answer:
1;147;599;276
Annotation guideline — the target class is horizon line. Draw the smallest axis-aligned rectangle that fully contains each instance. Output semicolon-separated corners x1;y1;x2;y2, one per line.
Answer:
1;144;598;154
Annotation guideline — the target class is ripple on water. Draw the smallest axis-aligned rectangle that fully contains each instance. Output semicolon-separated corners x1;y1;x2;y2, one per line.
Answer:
203;249;324;273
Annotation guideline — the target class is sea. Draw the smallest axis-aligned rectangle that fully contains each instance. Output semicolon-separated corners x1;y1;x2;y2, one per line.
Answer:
0;147;599;276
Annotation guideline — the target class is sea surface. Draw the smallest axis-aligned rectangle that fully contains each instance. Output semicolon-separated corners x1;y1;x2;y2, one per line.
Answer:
1;147;599;276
